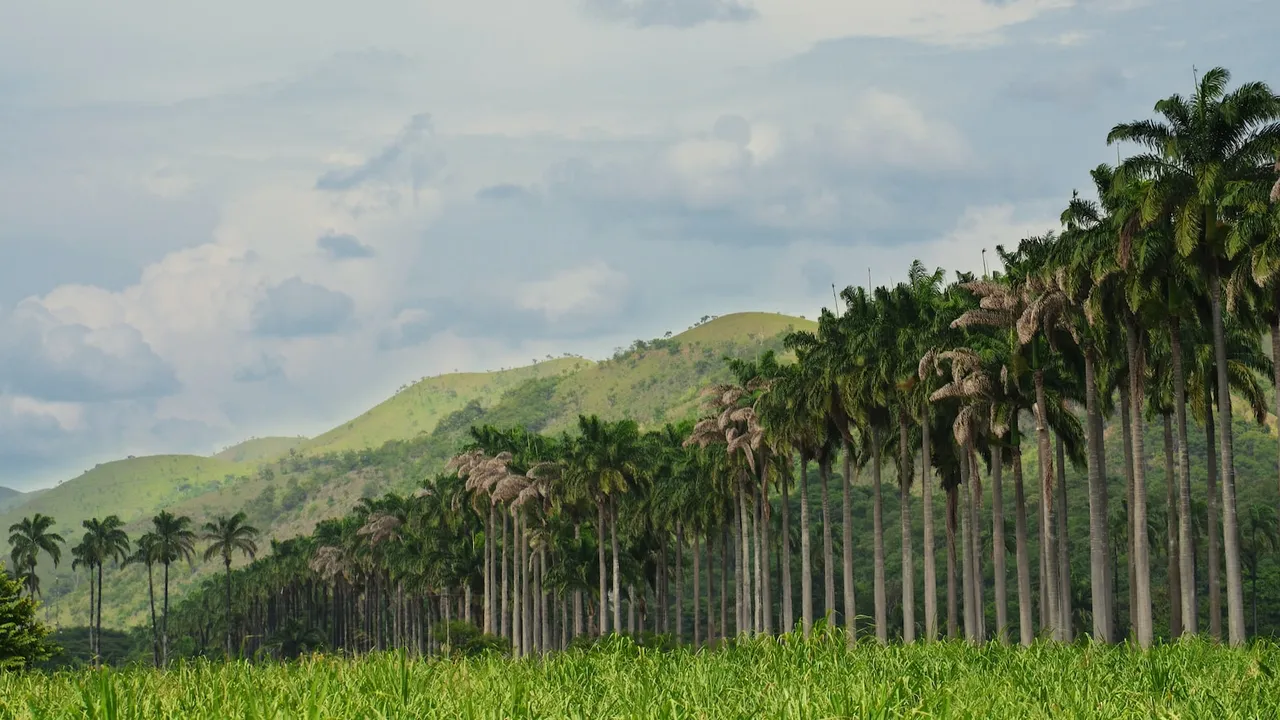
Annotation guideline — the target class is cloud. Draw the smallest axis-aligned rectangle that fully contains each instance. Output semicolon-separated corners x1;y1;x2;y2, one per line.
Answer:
476;184;536;202
314;113;442;193
1005;65;1128;108
0;301;180;402
517;262;630;322
252;277;356;338
232;352;285;383
317;231;376;260
583;0;758;28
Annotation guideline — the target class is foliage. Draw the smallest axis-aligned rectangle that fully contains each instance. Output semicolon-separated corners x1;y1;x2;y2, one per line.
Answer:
431;621;510;657
0;567;58;671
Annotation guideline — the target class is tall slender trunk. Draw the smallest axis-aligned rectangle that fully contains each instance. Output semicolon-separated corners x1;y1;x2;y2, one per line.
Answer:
1033;370;1060;640
899;413;916;643
720;524;728;642
486;505;496;635
514;513;524;656
502;510;511;641
597;501;608;636
573;524;583;639
842;443;856;644
946;484;958;639
675;520;685;643
734;489;745;636
1163;414;1183;639
820;459;835;626
707;528;716;645
1273;300;1280;520
146;562;158;665
799;454;814;637
968;451;985;640
871;428;887;643
1209;273;1246;646
162;561;171;665
693;530;702;645
659;534;668;636
921;405;937;642
759;458;772;635
1120;383;1136;639
88;565;96;662
1171;319;1197;635
611;495;622;635
224;558;233;658
960;448;976;641
1055;435;1072;641
753;477;764;634
992;445;1008;644
782;457;794;634
1012;439;1033;646
1205;384;1222;640
541;548;551;653
1084;350;1112;642
1127;321;1153;648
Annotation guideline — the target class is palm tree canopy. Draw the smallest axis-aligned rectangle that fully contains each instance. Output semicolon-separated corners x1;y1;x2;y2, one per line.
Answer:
202;512;260;564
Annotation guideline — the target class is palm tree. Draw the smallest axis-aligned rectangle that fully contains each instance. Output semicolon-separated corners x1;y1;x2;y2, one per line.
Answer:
579;415;643;636
1109;66;1280;645
1241;503;1279;636
69;536;95;658
202;512;260;658
81;516;129;665
152;511;196;665
7;514;65;596
127;533;162;665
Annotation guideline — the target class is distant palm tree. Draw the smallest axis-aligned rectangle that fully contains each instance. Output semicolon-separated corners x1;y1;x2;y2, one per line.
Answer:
127;533;162;665
81;516;130;666
152;511;196;665
7;513;65;596
202;512;260;658
1241;503;1280;636
69;536;95;657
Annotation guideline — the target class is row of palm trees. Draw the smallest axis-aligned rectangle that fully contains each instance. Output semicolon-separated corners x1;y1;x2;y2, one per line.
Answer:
8;66;1280;660
6;511;259;665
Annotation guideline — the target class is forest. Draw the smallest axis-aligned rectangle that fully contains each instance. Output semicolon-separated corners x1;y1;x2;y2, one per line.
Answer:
4;65;1280;717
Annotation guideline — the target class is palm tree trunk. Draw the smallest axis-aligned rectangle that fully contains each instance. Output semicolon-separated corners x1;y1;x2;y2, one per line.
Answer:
1012;439;1033;646
1163;414;1183;639
720;524;728;642
97;562;104;664
486;505;495;635
693;530;701;645
224;558;233;658
842;443;856;644
1171;319;1197;635
820;460;835;627
782;456;794;634
1084;349;1113;642
514;513;524;656
572;523;582;639
612;495;623;636
738;484;752;635
147;562;158;665
502;510;511;641
734;490;744;636
659;534;668;635
1126;321;1153;648
1209;273;1247;646
1205;384;1222;640
540;548;551;653
88;565;96;662
596;501;607;636
799;454;813;637
1034;370;1061;641
946;484;958;639
760;458;772;636
708;528;717;644
968;451;985;641
1120;383;1136;639
1055;435;1072;641
675;520;685;643
162;561;171;665
752;479;763;634
960;448;976;642
992;445;1008;644
922;405;937;642
871;428;887;643
900;413;916;643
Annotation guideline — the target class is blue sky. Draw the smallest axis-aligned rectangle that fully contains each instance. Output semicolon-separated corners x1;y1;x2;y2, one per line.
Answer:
0;0;1275;489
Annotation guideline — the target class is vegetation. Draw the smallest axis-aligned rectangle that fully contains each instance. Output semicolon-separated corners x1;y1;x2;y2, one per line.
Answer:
4;639;1280;717
0;567;57;670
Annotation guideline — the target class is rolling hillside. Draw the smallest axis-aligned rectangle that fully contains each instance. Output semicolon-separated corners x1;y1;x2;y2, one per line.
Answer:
213;437;308;463
27;312;814;627
0;486;31;514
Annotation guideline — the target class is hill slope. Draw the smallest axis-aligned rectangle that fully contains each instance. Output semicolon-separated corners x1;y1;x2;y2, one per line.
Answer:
0;486;29;513
213;437;308;463
34;313;814;627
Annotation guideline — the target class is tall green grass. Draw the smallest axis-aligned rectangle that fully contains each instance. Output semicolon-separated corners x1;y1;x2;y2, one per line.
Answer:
4;635;1280;719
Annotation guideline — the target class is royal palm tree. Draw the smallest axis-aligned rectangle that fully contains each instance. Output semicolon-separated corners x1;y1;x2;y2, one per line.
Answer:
7;514;65;598
127;533;163;664
1109;66;1280;645
202;512;260;658
81;516;129;665
152;511;196;665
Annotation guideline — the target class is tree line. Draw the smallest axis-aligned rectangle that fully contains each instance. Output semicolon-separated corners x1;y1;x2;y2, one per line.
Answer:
6;66;1280;662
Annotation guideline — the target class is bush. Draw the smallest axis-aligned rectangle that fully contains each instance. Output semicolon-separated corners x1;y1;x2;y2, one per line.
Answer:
430;621;509;657
0;568;58;671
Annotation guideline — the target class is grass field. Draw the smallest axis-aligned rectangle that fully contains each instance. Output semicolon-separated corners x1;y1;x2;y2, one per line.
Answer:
213;437;308;463
4;637;1279;719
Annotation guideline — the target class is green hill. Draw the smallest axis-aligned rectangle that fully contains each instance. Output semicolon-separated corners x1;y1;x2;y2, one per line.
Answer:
295;357;593;457
25;312;816;627
0;486;29;513
213;437;308;463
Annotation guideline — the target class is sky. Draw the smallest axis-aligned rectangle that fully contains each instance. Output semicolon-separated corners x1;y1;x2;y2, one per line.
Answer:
0;0;1275;490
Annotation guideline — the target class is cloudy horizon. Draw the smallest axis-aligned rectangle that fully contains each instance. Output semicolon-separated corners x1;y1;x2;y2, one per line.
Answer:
0;0;1274;491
